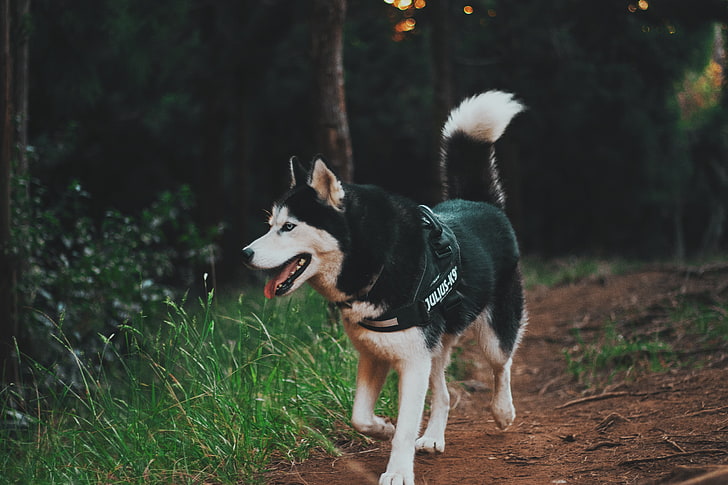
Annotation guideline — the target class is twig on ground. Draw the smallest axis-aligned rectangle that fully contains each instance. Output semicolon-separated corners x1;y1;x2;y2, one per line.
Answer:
555;392;630;409
684;405;728;418
662;435;686;453
538;375;563;396
619;449;727;467
585;441;623;451
595;412;629;432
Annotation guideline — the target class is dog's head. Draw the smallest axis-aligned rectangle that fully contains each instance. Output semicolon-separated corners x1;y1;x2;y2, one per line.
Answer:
242;156;348;299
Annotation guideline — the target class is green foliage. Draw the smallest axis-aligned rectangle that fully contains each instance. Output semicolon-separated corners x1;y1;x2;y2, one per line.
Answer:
25;0;728;266
458;0;725;255
12;177;216;383
564;322;675;388
670;300;728;346
1;290;390;484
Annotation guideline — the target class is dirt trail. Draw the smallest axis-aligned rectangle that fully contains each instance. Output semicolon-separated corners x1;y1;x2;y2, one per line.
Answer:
268;267;728;484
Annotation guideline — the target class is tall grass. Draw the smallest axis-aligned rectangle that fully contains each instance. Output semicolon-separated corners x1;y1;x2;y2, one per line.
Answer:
1;289;394;484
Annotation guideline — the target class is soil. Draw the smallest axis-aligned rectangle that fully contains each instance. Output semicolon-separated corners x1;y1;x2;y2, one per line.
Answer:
267;265;728;485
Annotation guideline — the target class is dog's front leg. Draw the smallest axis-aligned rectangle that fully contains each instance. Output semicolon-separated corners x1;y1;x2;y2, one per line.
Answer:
351;350;395;440
379;357;431;485
415;334;457;453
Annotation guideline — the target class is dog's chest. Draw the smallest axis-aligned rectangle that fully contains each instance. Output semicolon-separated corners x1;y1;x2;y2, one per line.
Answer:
341;309;429;362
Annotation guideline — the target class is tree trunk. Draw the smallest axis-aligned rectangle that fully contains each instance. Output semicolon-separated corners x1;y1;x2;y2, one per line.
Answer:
0;0;18;384
431;0;453;203
310;0;353;183
12;0;29;176
702;202;725;254
674;199;686;262
701;24;728;255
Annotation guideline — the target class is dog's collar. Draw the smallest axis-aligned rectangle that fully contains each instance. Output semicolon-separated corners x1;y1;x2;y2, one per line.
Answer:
340;205;462;333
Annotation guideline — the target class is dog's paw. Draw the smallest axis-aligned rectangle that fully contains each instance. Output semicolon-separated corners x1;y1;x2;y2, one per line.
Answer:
415;435;445;453
379;471;414;485
371;419;396;440
492;400;516;430
353;415;395;441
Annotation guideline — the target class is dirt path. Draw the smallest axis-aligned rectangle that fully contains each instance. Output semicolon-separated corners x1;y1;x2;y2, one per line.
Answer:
268;266;728;484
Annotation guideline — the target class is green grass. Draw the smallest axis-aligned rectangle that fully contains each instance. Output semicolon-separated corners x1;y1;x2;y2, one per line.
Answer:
5;258;724;482
564;321;675;387
564;299;728;389
524;257;728;389
670;301;728;346
521;257;633;289
1;289;397;484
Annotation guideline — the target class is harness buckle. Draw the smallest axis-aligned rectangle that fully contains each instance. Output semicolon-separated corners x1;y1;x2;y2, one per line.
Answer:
434;244;453;259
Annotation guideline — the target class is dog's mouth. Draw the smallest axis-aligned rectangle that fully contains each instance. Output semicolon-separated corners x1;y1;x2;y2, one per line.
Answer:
264;254;311;299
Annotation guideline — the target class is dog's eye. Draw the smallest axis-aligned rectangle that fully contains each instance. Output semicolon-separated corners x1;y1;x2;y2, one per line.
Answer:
281;222;296;232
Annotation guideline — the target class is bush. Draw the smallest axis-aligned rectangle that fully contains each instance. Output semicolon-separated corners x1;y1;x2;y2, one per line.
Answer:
11;177;217;385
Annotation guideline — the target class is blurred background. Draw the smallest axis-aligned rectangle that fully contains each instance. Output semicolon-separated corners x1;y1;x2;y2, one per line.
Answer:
1;0;728;378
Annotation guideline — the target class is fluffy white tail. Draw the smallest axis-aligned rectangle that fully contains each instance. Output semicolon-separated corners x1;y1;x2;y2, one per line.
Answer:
442;91;524;143
439;91;524;207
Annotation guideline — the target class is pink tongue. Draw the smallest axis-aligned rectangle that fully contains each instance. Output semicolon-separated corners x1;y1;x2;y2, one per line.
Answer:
264;279;278;299
263;258;301;299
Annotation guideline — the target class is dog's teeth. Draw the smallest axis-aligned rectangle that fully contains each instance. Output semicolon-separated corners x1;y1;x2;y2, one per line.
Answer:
276;257;308;293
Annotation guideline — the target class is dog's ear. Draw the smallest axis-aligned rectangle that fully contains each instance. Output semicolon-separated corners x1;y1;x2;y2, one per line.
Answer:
309;156;345;210
289;156;309;188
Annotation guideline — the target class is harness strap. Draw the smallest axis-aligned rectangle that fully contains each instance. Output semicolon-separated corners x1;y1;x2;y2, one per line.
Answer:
354;205;462;332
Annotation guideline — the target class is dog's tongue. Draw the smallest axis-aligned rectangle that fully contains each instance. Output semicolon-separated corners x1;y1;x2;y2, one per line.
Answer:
263;258;300;299
264;279;278;299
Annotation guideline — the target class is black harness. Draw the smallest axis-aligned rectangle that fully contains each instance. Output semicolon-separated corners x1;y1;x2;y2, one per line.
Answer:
344;205;462;333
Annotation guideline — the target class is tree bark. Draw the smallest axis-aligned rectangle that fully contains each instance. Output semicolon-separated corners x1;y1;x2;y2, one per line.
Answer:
310;0;353;182
431;0;453;203
12;0;29;176
701;24;728;255
0;0;18;383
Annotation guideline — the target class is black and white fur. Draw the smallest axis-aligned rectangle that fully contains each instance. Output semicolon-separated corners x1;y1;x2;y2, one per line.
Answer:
242;91;526;485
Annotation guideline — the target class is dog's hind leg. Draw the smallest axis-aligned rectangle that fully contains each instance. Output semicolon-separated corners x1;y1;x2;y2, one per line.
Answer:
475;309;517;430
415;334;458;453
490;355;516;429
477;267;527;430
351;350;395;440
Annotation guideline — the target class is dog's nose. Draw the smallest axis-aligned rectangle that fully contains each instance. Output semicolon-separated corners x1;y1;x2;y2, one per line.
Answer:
242;247;254;264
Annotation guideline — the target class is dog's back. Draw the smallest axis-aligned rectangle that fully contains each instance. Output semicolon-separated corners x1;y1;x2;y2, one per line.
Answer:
436;198;524;350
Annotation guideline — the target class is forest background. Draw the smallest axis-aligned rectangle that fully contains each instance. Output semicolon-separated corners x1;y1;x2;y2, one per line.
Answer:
1;0;728;388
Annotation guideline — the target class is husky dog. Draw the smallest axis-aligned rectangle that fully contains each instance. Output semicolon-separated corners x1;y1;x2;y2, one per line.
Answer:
242;91;526;485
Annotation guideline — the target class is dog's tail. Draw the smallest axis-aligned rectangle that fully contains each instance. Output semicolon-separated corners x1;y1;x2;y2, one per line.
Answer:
439;91;524;209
